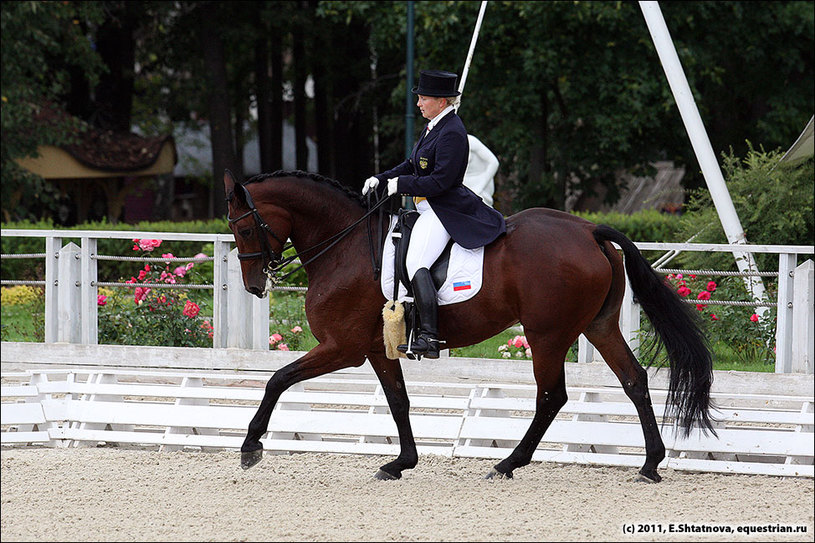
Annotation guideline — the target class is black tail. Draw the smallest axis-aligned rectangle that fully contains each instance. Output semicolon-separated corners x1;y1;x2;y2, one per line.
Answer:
594;225;716;437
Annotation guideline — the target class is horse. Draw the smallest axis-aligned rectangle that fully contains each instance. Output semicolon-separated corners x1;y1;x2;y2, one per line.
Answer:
224;169;715;483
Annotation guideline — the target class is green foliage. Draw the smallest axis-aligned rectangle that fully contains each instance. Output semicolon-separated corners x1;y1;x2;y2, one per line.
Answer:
0;1;106;221
0;288;45;342
652;273;777;367
675;146;814;271
571;209;683;242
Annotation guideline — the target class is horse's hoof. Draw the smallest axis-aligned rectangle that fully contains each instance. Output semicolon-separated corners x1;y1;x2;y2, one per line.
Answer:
484;468;513;480
636;468;661;483
373;469;400;480
241;449;263;470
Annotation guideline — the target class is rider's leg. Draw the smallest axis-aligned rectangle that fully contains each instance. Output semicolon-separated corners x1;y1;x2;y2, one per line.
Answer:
399;202;450;359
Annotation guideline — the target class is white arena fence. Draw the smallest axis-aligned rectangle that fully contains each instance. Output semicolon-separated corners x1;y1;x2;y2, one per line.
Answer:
1;229;813;373
1;364;812;478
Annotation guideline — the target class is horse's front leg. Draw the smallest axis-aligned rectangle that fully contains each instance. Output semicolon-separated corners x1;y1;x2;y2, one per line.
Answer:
367;353;418;480
241;343;365;470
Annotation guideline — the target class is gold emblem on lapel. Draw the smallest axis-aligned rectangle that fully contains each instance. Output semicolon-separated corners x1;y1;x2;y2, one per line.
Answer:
418;157;428;170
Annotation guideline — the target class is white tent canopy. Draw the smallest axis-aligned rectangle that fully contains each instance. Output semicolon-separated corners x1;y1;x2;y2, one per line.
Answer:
780;115;814;164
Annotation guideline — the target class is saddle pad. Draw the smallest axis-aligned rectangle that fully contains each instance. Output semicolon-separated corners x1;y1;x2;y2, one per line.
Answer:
380;216;484;306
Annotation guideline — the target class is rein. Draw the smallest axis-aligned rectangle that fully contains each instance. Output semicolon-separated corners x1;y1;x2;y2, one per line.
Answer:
227;182;392;287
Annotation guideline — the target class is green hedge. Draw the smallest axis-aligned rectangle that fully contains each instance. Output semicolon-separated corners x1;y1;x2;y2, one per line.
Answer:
570;209;683;242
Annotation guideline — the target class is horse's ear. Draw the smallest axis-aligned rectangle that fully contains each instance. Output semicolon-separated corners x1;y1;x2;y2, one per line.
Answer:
224;169;237;193
224;169;244;204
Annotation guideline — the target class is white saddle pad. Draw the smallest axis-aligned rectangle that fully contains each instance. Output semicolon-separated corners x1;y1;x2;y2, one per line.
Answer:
380;216;484;306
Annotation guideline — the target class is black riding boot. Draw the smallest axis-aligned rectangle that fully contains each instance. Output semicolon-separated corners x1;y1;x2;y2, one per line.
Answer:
398;267;440;359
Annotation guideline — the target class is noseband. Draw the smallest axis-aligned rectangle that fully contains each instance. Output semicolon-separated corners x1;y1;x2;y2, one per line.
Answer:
227;183;291;285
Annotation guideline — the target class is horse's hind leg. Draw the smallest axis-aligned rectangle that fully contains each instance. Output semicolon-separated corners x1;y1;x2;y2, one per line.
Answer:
487;332;569;479
584;324;666;482
367;353;418;480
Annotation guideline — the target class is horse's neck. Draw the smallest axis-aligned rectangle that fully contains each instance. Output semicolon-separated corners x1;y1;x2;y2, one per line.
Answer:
275;182;366;254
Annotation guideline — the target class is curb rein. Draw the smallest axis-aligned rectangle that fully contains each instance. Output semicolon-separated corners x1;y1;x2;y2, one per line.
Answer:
227;182;392;288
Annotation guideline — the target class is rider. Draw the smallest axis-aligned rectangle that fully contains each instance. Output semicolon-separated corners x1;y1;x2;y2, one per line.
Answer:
362;69;506;359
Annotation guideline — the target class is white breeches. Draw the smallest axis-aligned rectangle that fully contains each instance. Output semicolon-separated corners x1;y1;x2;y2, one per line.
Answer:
406;200;451;280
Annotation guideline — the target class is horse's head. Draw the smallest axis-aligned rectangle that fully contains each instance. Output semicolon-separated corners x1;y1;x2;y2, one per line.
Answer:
224;170;291;298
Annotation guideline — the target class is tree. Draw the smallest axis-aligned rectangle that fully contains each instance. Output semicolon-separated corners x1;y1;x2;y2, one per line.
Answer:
0;1;105;221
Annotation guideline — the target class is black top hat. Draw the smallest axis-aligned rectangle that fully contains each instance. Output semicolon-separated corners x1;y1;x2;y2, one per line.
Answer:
412;70;461;97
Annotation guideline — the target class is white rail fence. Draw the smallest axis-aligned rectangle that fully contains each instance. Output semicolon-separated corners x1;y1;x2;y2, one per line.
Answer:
1;229;813;373
2;367;812;478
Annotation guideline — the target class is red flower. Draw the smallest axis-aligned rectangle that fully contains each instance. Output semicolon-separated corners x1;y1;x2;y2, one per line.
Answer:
750;314;759;323
182;300;200;318
710;314;719;321
696;304;706;311
706;281;717;292
677;286;691;297
696;291;711;301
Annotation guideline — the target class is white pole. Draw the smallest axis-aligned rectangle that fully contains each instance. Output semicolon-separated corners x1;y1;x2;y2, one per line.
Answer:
456;1;488;109
639;1;767;312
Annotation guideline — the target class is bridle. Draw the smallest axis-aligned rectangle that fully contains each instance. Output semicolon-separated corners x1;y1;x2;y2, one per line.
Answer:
227;181;391;289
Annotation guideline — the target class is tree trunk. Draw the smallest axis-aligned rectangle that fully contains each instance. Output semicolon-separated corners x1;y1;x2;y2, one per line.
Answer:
270;30;284;170
293;17;308;171
199;2;240;218
310;0;333;178
255;26;274;173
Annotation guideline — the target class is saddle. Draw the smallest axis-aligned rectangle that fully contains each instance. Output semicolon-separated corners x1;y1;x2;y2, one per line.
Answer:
391;209;453;298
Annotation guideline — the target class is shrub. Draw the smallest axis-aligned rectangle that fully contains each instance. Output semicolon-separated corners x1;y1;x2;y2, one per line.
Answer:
675;145;814;272
97;239;213;347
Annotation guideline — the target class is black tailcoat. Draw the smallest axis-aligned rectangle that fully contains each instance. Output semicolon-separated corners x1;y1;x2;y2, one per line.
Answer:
376;112;506;249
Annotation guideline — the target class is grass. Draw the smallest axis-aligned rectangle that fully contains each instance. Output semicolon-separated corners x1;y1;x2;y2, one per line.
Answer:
1;287;774;372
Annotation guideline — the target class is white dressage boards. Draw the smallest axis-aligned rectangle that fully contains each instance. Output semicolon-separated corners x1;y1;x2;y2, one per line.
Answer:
2;368;812;478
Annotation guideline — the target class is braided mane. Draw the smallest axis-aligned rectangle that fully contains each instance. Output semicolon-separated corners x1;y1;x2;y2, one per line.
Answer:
245;170;364;207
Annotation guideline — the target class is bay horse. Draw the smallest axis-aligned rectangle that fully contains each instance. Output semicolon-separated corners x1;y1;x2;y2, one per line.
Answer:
224;169;715;483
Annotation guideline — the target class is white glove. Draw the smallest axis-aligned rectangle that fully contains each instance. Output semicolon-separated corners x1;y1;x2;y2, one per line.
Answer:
362;176;379;195
387;177;399;196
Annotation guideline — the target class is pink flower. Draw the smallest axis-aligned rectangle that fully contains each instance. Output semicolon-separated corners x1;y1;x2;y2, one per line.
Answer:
710;314;719;321
277;343;290;351
134;286;150;303
182;300;200;318
696;291;711;301
97;295;107;306
677;286;691;297
133;239;162;252
269;333;283;345
138;269;148;281
291;326;303;333
174;266;187;277
750;314;759;323
706;281;717;292
512;335;526;349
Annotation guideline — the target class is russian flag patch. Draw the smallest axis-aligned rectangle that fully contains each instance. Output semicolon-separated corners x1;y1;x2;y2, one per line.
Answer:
453;281;472;291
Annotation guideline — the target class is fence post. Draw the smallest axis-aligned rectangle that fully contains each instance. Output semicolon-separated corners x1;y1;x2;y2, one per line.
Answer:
792;260;814;374
57;242;82;343
44;236;62;343
775;253;796;373
225;248;270;350
212;239;231;348
621;273;641;356
80;237;98;345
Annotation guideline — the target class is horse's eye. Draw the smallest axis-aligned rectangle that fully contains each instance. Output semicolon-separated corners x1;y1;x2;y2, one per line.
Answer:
238;228;252;238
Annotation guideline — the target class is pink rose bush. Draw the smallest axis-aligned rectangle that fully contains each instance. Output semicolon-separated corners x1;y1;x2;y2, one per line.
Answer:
98;240;212;348
663;272;776;365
